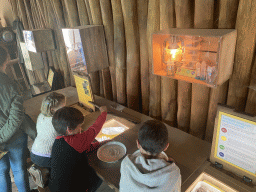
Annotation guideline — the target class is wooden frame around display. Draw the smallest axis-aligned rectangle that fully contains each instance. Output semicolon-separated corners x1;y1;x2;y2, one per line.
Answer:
210;105;256;185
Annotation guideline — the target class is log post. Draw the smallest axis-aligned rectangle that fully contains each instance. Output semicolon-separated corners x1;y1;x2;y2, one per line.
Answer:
85;0;93;24
111;0;127;106
205;0;239;142
8;0;18;19
100;0;117;101
138;0;149;115
121;0;140;111
76;0;90;25
189;0;214;139
50;0;71;87
63;0;80;27
88;0;113;100
245;58;256;115
175;0;193;132
147;0;161;119
160;0;177;126
227;0;256;111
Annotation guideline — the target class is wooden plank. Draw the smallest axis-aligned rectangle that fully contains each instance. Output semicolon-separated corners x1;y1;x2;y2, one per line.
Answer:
111;0;127;105
63;0;80;27
227;0;256;111
138;0;149;115
9;0;18;19
147;0;161;119
189;0;214;139
160;0;177;126
76;0;90;25
121;0;140;111
50;0;72;87
100;0;117;101
205;0;239;142
16;0;29;29
88;0;113;100
175;0;193;131
85;0;93;24
218;0;239;29
245;58;256;115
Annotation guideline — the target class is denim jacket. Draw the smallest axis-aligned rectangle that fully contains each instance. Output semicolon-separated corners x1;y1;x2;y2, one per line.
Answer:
0;72;25;150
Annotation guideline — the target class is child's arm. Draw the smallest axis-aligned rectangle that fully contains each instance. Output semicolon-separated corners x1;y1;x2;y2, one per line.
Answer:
65;107;107;153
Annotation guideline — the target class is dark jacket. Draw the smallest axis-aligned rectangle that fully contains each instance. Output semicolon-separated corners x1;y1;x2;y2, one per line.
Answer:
49;138;101;192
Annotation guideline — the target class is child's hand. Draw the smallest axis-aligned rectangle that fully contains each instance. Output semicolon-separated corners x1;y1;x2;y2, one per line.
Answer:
100;106;107;113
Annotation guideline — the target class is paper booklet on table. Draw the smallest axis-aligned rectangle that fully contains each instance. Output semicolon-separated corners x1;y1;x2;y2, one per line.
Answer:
183;105;256;192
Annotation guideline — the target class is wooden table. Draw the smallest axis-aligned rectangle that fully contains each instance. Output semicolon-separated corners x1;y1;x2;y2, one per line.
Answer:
24;87;211;191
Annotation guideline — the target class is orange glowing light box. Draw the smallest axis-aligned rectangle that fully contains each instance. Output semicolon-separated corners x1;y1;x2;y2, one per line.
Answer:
152;29;237;87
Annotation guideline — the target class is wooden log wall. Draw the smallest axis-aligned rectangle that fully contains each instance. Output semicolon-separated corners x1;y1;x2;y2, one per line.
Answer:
8;0;256;142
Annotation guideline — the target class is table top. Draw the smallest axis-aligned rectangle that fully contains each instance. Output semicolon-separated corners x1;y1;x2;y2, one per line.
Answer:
24;87;211;190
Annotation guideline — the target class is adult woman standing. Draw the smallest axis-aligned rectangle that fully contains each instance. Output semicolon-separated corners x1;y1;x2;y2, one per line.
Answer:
0;46;30;192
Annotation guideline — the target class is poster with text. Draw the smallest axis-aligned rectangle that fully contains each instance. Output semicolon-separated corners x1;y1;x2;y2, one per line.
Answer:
214;112;256;176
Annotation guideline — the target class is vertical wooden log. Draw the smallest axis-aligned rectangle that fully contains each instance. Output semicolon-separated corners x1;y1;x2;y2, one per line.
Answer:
227;0;256;111
175;0;193;131
9;0;18;19
160;0;177;126
245;58;256;115
111;0;127;105
76;1;99;95
189;0;214;139
100;0;117;101
50;0;71;87
76;0;90;25
88;0;113;100
121;0;140;111
147;0;161;119
138;0;149;115
30;0;48;81
85;0;93;24
16;0;29;29
63;0;80;27
205;0;239;142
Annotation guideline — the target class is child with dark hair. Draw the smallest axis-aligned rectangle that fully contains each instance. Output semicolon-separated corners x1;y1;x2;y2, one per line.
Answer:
48;106;107;192
120;120;181;192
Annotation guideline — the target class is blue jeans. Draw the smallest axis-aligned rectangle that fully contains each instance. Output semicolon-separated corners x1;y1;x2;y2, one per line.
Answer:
0;132;30;192
30;152;51;168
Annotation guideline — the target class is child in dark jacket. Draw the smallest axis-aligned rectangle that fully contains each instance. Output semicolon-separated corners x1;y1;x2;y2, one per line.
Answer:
48;106;107;192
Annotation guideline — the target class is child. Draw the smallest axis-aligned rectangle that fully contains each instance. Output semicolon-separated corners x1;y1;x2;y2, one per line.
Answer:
31;92;66;168
48;106;107;192
119;120;181;192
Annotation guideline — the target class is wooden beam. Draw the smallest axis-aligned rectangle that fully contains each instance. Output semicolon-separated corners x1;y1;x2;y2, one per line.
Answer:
76;0;90;25
138;0;149;115
227;0;256;111
205;0;239;142
100;0;117;101
175;0;193;132
88;0;113;100
189;0;214;139
160;0;177;126
147;0;161;119
121;0;140;111
111;0;127;105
